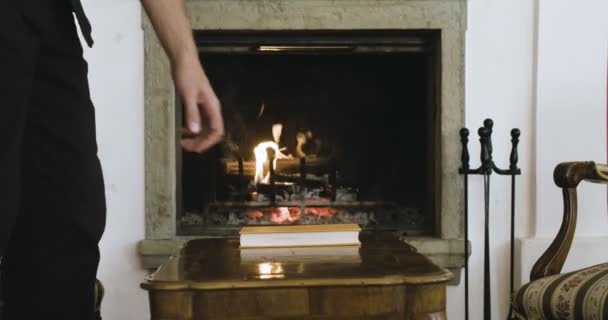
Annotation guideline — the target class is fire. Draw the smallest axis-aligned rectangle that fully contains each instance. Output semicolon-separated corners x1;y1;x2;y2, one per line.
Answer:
254;141;282;184
249;122;339;225
247;207;338;224
253;123;290;184
269;207;301;224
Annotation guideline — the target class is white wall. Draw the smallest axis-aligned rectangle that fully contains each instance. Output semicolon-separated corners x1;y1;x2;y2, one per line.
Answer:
448;0;537;318
455;0;608;319
535;0;608;237
517;0;608;316
83;0;608;319
82;1;149;319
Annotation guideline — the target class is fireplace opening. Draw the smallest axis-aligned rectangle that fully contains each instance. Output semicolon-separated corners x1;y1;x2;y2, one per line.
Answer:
177;31;440;237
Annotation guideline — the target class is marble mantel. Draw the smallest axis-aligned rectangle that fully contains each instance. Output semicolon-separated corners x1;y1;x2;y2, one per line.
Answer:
140;0;468;272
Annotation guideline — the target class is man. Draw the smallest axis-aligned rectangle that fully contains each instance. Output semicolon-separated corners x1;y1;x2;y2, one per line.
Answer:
0;1;223;319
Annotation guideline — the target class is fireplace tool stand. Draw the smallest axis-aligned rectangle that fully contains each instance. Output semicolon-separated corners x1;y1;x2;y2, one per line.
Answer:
459;119;521;320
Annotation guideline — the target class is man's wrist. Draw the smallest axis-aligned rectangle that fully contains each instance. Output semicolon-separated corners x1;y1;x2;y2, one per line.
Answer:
169;44;200;70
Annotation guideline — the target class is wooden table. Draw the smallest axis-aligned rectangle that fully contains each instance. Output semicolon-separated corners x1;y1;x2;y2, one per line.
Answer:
141;237;453;320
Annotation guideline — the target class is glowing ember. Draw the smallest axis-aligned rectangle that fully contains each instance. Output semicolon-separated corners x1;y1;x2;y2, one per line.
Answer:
305;207;337;218
247;210;264;220
269;207;301;224
247;207;338;224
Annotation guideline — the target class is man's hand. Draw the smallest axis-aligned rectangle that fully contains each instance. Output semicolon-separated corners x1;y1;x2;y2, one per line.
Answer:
173;56;224;153
142;0;224;153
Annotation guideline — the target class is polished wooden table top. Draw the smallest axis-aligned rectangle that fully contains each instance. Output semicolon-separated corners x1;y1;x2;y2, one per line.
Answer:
142;237;453;291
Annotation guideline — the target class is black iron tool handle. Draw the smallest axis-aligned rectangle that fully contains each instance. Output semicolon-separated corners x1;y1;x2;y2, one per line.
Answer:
459;119;522;320
459;128;470;320
506;129;520;320
483;173;492;320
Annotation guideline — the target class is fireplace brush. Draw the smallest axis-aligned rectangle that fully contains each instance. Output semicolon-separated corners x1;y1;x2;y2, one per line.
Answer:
459;119;521;320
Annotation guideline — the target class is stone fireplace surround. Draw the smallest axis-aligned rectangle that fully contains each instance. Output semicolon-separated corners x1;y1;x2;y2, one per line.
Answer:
139;0;467;273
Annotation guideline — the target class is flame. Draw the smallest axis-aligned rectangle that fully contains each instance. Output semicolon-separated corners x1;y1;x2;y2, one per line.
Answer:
254;141;282;184
253;123;290;184
272;123;283;144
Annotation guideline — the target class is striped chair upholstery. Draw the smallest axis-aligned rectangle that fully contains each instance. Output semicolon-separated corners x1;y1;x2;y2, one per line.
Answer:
513;263;608;319
94;278;104;320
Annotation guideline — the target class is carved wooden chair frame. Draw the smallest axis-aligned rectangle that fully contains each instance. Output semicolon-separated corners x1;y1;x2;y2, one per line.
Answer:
530;161;608;281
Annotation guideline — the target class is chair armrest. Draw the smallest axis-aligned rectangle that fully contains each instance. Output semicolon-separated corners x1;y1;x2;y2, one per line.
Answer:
530;162;608;281
553;161;608;188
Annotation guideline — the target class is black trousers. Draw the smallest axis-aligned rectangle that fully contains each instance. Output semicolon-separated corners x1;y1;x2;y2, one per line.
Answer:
0;2;106;319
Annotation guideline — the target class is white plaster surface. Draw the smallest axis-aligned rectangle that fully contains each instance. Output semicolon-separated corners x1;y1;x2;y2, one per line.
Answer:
454;0;537;318
82;1;148;319
535;0;608;238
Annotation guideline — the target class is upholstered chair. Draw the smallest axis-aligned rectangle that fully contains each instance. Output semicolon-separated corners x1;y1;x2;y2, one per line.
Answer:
94;278;104;319
513;162;608;319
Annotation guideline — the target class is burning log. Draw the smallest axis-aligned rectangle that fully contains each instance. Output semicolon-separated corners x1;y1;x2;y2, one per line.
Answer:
223;157;330;176
255;182;296;196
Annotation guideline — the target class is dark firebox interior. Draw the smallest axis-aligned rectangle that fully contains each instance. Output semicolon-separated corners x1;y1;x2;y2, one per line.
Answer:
178;32;438;235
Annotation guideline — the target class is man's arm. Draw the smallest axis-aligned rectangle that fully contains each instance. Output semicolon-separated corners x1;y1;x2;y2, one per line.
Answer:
142;0;224;153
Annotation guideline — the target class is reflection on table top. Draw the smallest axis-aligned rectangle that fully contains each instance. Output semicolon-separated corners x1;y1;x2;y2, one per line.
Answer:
141;237;453;291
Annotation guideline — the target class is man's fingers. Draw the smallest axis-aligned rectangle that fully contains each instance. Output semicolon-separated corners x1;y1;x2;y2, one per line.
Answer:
202;97;224;135
182;97;224;152
178;127;197;138
180;87;224;153
181;128;224;153
184;96;202;134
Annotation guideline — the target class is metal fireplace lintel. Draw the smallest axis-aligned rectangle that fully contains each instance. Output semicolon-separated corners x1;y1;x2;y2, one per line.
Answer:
194;31;438;54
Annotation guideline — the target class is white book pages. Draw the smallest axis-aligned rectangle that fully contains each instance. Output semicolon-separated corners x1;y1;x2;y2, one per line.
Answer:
240;230;360;248
240;245;361;263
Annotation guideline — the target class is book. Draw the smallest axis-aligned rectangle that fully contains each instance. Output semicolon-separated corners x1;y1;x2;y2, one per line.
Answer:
239;224;361;248
240;245;361;264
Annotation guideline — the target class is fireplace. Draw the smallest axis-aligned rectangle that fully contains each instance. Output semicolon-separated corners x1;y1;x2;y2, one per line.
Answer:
178;32;439;236
140;0;467;269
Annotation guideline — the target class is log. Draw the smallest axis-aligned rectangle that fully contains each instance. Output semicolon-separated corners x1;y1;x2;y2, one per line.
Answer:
223;157;330;176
